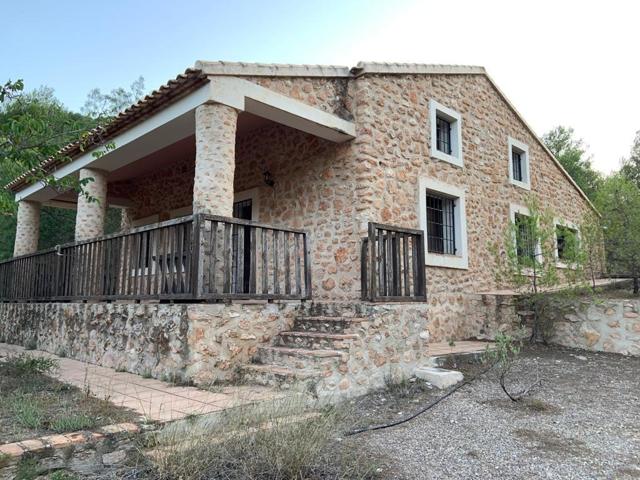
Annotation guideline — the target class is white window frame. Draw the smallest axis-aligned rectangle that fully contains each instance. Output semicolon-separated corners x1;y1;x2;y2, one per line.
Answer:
508;137;531;190
429;99;463;168
418;177;468;270
554;218;580;269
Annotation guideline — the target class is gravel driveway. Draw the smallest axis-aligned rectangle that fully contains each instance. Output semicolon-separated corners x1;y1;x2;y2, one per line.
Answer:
348;346;640;479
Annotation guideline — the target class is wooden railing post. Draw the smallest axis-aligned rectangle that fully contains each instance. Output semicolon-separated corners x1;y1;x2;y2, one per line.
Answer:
191;214;205;299
368;222;376;301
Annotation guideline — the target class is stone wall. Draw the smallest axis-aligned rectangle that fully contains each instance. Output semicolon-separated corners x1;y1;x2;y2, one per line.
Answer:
550;298;640;356
0;302;299;385
99;71;597;341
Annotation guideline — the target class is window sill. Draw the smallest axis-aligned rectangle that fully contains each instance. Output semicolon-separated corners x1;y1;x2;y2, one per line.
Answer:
556;261;578;270
431;149;463;168
509;178;531;190
425;252;468;270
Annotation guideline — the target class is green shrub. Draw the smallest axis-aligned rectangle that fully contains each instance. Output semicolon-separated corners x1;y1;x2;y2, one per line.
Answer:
1;353;58;376
10;396;45;429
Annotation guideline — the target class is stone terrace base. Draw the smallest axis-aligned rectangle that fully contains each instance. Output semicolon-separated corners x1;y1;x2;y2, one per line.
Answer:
0;301;433;398
549;298;640;356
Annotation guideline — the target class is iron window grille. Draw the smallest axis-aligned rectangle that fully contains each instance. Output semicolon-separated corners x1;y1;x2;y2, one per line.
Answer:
426;193;457;255
512;149;524;182
436;116;452;155
515;213;536;261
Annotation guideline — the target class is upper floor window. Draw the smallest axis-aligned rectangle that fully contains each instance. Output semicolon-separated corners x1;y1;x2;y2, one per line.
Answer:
508;137;530;189
436;116;452;155
429;100;463;167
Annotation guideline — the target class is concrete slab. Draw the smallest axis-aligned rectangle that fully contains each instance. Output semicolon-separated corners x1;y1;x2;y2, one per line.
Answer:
414;367;464;389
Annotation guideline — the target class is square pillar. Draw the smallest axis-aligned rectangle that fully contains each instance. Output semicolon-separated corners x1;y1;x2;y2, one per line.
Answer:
75;168;108;241
193;103;238;216
13;200;41;256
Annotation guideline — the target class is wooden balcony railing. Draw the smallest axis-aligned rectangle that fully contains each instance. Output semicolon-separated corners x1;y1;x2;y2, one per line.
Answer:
0;214;311;302
361;222;426;302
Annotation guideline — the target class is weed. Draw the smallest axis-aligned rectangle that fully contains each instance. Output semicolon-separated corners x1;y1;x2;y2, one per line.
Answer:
50;413;96;433
141;369;153;379
1;354;58;376
0;452;11;468
11;396;45;429
15;456;39;480
145;396;377;480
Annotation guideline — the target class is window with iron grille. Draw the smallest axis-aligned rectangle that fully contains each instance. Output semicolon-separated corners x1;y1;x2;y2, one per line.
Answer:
515;213;536;262
436;116;452;155
556;225;577;261
426;193;456;255
512;149;524;182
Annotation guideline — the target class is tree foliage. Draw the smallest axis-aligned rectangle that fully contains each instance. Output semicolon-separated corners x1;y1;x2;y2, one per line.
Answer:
81;76;145;122
542;126;602;200
620;130;640;188
595;175;640;294
0;77;144;260
492;196;590;342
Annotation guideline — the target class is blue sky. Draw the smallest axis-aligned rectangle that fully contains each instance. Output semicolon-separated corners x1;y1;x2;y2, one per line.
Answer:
2;0;639;173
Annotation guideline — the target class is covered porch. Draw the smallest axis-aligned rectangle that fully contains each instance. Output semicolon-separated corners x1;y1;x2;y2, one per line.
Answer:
2;69;356;302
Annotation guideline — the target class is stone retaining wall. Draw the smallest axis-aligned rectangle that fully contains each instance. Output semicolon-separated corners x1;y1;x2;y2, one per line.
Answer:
0;302;299;385
550;298;640;356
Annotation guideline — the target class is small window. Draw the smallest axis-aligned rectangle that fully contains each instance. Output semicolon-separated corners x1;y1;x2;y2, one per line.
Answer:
512;150;524;182
426;193;456;255
556;225;578;261
436;116;452;155
508;137;530;189
429;100;463;167
515;213;536;262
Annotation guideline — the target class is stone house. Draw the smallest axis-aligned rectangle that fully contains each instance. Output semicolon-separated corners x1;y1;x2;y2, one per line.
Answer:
0;61;597;397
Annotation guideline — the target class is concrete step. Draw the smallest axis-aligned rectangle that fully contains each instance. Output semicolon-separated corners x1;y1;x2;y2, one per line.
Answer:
256;346;346;368
293;316;365;334
239;364;321;388
276;331;360;350
414;367;464;389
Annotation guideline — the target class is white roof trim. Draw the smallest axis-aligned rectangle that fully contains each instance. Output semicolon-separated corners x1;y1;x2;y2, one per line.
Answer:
352;62;486;76
196;60;351;78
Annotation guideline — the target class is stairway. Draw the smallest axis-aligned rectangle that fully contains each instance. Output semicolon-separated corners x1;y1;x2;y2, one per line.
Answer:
240;315;364;390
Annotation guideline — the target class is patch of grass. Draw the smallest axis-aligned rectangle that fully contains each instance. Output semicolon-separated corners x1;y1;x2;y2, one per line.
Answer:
50;413;96;433
143;396;377;480
1;354;58;376
0;452;11;468
15;456;39;480
10;395;45;429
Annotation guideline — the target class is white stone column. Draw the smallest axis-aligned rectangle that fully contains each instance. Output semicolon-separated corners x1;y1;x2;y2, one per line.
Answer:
13;200;41;256
193;103;238;216
75;168;108;241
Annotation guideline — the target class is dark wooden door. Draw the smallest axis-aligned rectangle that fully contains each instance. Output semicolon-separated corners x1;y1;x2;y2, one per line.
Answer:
232;199;253;293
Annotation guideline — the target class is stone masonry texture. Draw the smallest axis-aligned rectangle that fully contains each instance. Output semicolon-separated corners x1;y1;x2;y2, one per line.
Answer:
13;200;41;256
193;103;238;216
97;72;594;341
75;168;108;241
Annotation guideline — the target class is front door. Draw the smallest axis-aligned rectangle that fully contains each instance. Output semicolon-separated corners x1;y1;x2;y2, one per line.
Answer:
232;199;252;293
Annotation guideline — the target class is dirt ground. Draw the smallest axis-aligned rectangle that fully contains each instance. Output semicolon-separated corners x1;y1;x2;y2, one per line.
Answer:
346;345;640;480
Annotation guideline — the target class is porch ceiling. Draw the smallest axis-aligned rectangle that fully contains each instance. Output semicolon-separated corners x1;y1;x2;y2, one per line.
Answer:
14;75;355;204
